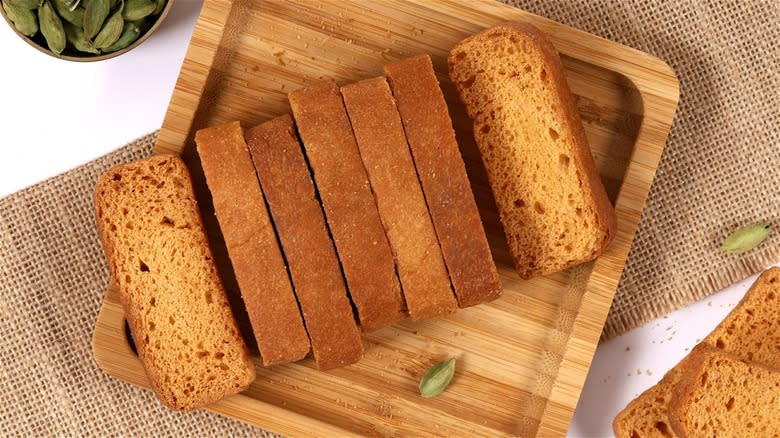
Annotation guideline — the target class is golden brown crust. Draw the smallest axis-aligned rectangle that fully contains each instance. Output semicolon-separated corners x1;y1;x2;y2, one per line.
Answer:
94;154;256;410
384;55;503;307
245;115;364;370
195;122;310;365
448;22;616;279
289;80;406;332
341;77;457;320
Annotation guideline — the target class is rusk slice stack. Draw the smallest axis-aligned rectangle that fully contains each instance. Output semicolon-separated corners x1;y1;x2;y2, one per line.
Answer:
94;155;255;410
246;115;364;370
385;54;502;308
669;346;780;437
448;22;616;279
341;77;457;320
289;79;406;332
613;267;780;437
195;121;310;365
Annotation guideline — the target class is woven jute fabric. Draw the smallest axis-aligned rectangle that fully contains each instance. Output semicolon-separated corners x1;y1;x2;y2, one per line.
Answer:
0;1;777;436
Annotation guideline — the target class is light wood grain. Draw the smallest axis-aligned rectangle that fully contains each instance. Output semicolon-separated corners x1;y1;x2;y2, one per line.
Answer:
92;0;679;436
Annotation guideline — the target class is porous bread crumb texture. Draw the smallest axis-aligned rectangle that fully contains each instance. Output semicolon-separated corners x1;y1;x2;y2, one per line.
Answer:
448;23;614;278
669;346;780;437
613;267;780;438
94;155;255;411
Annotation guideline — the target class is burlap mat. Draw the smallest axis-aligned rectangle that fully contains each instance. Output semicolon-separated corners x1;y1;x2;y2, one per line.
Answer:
1;1;777;436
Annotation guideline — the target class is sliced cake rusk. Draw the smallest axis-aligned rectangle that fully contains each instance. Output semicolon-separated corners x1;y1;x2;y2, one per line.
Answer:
384;54;502;308
448;22;616;279
195;121;310;366
341;77;457;320
288;79;406;332
669;345;780;437
613;267;780;437
94;155;256;410
245;115;364;370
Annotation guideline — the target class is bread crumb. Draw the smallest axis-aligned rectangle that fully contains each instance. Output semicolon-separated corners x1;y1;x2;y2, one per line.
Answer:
707;301;713;306
666;326;673;331
636;368;642;375
625;346;631;352
646;369;653;376
696;338;702;343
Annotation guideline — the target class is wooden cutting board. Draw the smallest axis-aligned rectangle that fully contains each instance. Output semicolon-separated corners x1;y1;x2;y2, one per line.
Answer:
92;0;679;436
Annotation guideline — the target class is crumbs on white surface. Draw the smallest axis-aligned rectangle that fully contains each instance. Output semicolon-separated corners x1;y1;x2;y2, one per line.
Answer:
646;369;653;376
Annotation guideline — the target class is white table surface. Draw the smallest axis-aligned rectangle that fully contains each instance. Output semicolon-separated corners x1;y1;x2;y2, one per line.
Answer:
2;2;777;436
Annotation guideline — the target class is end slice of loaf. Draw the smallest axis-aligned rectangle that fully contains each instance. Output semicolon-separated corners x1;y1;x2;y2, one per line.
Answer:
341;77;457;320
613;267;780;437
195;121;311;365
448;21;617;279
289;79;406;332
384;54;503;308
669;345;780;437
94;154;256;410
245;115;364;370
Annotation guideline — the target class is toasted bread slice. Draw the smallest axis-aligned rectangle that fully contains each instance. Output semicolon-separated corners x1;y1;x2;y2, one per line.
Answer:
94;154;256;410
669;345;780;437
448;22;616;279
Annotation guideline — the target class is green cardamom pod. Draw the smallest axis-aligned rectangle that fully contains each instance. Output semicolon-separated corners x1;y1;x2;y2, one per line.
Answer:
2;1;38;36
83;0;109;39
151;0;164;15
39;0;66;55
418;357;456;398
93;7;123;49
719;223;771;254
52;0;85;26
102;19;140;52
5;0;42;10
122;0;154;21
64;21;98;53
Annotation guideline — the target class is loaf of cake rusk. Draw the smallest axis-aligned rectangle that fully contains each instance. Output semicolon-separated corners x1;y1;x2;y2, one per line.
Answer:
245;115;364;370
94;154;256;410
342;77;457;320
385;54;502;308
195;121;310;365
288;79;406;332
448;22;616;279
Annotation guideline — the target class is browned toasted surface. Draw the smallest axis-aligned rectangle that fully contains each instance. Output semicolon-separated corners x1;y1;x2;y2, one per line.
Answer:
245;115;364;370
384;54;502;308
448;22;616;279
94;154;256;410
669;345;780;437
613;267;780;437
195;121;310;365
288;79;406;332
341;77;457;320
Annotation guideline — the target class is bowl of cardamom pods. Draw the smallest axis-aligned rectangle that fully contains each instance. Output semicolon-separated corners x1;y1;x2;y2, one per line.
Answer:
1;0;173;61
